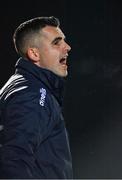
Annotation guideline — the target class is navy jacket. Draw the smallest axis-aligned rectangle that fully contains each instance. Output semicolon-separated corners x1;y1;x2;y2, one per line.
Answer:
0;58;73;179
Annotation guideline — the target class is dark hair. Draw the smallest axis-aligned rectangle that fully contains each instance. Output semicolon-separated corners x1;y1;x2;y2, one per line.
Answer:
13;16;60;57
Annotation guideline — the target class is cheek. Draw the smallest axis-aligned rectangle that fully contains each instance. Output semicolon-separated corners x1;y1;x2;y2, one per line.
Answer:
41;46;60;60
48;49;60;59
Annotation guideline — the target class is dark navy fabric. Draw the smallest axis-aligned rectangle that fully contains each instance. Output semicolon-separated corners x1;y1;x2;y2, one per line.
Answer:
0;58;73;179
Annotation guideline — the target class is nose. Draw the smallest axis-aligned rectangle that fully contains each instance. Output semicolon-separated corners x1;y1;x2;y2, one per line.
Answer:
65;41;71;52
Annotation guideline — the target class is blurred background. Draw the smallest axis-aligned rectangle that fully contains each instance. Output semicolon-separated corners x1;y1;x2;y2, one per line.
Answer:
1;0;122;178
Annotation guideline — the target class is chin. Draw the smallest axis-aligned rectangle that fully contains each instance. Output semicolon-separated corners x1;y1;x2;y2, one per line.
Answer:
58;71;68;77
52;69;68;77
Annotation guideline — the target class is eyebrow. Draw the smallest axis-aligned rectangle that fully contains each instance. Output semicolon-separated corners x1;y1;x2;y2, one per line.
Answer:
51;37;63;44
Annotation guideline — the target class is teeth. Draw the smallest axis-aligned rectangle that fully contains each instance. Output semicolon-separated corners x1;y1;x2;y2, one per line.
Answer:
59;55;68;64
60;58;67;64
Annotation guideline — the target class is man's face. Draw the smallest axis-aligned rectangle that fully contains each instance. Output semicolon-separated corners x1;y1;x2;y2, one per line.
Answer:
37;26;71;77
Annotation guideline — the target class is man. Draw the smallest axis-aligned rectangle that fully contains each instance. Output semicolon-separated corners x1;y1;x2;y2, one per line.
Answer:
0;16;73;179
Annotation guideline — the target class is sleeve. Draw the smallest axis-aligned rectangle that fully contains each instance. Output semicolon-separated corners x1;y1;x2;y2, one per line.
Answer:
0;90;53;179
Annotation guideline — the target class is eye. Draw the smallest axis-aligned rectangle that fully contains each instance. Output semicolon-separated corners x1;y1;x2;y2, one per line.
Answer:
53;39;61;45
52;37;62;46
54;41;59;45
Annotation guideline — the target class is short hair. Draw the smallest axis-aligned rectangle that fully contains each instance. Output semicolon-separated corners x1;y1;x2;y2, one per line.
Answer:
13;16;60;58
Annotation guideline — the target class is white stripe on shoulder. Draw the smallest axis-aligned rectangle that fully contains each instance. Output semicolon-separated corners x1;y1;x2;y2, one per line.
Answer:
5;86;28;100
0;74;27;95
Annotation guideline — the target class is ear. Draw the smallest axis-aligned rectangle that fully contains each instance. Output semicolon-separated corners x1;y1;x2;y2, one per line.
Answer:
26;48;40;63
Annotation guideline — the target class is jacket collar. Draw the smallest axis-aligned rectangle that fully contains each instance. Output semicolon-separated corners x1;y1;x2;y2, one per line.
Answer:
15;58;66;106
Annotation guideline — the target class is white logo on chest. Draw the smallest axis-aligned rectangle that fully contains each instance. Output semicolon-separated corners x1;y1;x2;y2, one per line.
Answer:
39;88;46;106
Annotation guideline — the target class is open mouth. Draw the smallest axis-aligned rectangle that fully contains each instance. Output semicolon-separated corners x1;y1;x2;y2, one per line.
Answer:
59;58;67;65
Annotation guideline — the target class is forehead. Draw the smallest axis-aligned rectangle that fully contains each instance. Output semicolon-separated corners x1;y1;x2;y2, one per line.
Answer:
40;26;65;40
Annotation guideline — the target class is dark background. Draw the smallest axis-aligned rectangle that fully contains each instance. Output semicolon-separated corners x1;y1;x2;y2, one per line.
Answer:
1;0;122;178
